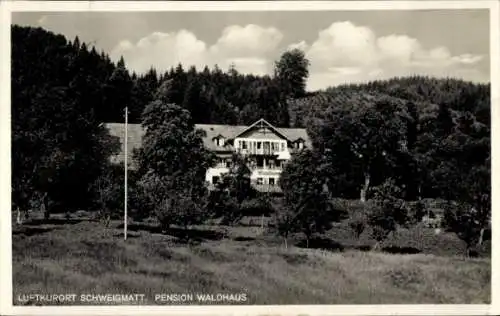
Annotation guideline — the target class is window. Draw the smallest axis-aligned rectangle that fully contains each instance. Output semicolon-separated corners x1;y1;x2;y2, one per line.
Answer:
213;137;225;147
257;178;263;185
257;142;262;149
256;157;264;167
269;178;275;186
242;141;247;150
298;141;304;149
281;142;285;152
269;159;275;169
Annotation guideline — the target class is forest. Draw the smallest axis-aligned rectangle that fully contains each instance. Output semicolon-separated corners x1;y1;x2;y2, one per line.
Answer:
11;25;491;256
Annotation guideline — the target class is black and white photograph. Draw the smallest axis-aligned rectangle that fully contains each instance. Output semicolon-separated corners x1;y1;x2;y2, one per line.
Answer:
0;1;497;314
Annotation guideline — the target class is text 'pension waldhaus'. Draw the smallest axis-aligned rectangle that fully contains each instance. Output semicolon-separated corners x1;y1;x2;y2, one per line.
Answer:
105;118;311;193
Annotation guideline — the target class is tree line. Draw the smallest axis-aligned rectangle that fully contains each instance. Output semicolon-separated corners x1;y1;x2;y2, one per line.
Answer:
12;25;490;256
11;25;307;216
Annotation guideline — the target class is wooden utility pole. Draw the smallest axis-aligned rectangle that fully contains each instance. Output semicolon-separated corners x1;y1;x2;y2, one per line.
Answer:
124;106;128;241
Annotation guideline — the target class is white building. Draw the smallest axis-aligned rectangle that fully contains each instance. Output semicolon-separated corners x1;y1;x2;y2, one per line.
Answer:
105;118;310;193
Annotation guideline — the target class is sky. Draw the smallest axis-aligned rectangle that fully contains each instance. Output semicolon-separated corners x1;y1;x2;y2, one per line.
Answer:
12;10;490;91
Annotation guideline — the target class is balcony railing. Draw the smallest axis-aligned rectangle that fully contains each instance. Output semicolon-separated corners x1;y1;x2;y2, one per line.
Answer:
207;182;282;193
251;183;282;193
249;165;282;172
238;148;283;156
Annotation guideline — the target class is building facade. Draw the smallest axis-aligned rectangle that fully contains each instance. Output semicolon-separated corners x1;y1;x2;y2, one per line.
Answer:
105;118;311;193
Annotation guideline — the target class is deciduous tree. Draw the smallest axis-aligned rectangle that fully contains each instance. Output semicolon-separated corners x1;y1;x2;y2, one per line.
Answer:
274;48;309;99
136;86;215;235
280;149;345;248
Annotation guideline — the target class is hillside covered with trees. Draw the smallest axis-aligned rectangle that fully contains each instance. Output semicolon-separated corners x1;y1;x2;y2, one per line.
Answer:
284;77;490;253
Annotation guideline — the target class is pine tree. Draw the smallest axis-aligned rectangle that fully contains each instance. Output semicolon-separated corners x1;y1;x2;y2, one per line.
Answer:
182;76;203;123
105;56;133;122
11;26;120;218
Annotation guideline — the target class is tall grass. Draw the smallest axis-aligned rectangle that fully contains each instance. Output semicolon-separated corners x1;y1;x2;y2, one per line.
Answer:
12;219;490;305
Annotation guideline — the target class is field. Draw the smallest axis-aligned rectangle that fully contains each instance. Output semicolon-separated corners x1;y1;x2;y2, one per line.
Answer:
11;209;490;305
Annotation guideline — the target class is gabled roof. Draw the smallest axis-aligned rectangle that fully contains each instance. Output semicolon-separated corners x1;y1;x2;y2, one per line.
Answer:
104;119;311;163
232;118;291;141
196;120;312;150
212;134;226;139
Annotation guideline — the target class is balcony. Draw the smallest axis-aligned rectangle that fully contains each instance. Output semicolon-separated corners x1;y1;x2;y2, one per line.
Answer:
251;167;282;177
236;140;287;156
206;178;282;193
238;147;280;156
251;183;282;193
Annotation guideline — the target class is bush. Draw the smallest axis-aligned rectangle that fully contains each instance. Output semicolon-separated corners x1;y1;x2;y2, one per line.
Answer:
89;164;124;227
443;202;490;256
349;219;366;240
240;196;274;217
367;179;410;250
270;200;295;249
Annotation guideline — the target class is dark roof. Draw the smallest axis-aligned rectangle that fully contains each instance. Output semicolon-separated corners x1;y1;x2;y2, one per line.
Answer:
276;128;311;147
195;123;247;152
104;120;311;163
104;123;144;165
197;121;311;150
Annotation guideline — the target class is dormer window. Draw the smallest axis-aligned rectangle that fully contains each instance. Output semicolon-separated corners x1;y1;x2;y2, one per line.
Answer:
213;135;225;147
294;139;304;149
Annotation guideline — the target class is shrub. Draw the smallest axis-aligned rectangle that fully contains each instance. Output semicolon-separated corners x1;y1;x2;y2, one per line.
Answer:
90;164;124;227
367;178;410;250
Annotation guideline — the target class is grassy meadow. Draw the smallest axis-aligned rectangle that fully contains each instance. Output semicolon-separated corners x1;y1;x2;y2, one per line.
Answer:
11;206;490;305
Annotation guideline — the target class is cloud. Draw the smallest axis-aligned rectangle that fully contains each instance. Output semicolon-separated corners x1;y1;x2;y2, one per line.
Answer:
111;24;283;75
209;24;283;58
376;35;422;66
288;40;308;51
37;15;48;26
110;30;208;73
451;54;483;65
300;21;485;90
223;57;269;76
209;24;283;74
306;21;379;69
110;20;485;90
328;67;362;76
